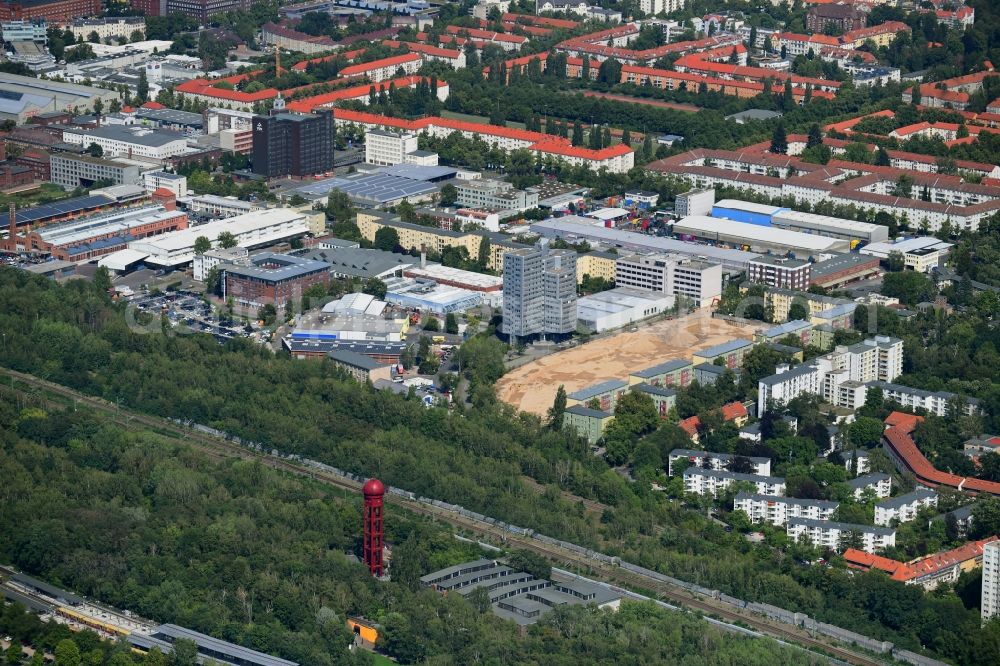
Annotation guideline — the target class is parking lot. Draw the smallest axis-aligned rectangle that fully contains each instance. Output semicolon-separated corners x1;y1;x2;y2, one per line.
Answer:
127;290;261;343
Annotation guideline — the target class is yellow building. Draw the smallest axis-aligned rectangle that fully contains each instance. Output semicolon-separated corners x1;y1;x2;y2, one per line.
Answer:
347;618;379;647
765;288;855;323
356;212;524;272
577;251;617;285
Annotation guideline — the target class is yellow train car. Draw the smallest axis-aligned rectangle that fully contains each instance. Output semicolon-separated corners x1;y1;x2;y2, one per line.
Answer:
56;607;131;638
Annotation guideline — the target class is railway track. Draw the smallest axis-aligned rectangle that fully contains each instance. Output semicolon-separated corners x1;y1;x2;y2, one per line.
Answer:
0;368;885;666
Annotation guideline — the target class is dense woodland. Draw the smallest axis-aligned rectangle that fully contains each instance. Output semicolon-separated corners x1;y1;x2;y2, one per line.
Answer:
0;394;819;665
2;269;1000;662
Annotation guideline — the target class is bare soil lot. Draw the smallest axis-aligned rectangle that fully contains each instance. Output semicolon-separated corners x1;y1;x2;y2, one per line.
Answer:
496;309;766;416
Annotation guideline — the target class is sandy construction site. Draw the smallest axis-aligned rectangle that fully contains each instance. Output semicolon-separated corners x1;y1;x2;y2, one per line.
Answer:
496;309;767;416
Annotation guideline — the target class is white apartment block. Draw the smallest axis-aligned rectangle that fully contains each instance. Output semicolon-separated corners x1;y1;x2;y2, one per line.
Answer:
825;336;903;385
842;450;871;475
668;449;771;477
846;473;892;500
365;129;419;166
683;468;785;497
456;179;539;212
787;518;896;554
614;253;723;306
640;0;685;15
984;540;1000;623
759;337;903;415
65;17;146;42
735;493;838;527
757;362;824;415
874;489;938;526
144;171;188;198
868;381;981;417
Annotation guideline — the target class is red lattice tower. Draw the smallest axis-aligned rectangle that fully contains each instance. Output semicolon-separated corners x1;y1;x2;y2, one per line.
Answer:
362;478;385;577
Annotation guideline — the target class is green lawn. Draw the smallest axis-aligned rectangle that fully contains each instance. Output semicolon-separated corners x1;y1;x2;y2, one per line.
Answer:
440;109;526;130
370;653;395;665
0;182;71;209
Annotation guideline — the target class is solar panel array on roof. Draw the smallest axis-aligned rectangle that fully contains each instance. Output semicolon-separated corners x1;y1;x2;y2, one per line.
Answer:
380;163;458;181
0;194;115;227
296;173;437;204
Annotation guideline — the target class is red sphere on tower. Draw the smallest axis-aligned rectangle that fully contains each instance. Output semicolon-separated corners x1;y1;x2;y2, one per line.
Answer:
362;478;385;577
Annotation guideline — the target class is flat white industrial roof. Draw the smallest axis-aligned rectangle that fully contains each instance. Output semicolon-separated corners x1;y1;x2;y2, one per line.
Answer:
98;248;149;270
586;207;630;221
405;263;503;289
713;199;786;215
530;218;760;268
860;236;954;257
578;287;673;316
674;215;846;252
132;208;303;252
772;210;884;233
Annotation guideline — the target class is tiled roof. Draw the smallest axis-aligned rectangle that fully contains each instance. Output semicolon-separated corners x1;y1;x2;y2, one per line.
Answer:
844;537;999;582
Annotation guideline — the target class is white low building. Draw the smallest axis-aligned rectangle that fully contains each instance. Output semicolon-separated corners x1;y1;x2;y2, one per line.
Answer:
787;518;896;554
62;126;191;161
185;194;264;218
860;236;953;273
846;473;892;500
144;171;187;198
683;468;785;497
192;246;248;281
874;489;938;526
668;449;771;476
577;287;674;333
129;208;317;268
735;493;839;527
842;450;871;475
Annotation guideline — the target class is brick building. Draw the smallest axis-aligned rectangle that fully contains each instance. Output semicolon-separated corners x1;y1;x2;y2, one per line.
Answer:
0;163;33;188
0;0;100;21
15;149;49;181
806;5;866;34
748;256;812;290
132;0;249;21
221;252;331;309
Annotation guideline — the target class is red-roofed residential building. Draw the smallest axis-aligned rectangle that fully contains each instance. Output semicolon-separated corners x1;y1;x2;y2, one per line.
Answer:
844;537;998;589
910;68;999;110
332;108;634;172
285;76;448;114
503;12;577;29
882;422;1000;497
338;53;422;83
934;6;975;30
445;25;527;51
678;401;749;443
382;41;466;68
175;76;278;111
262;22;337;55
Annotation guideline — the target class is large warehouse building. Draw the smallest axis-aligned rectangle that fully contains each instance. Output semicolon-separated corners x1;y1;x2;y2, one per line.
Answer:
711;199;787;226
126;208;321;268
530;217;760;272
710;199;889;247
4;205;187;262
577;287;674;333
771;210;889;246
673;215;851;256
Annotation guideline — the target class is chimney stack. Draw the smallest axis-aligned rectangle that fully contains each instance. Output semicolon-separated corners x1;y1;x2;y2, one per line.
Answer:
8;202;16;242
